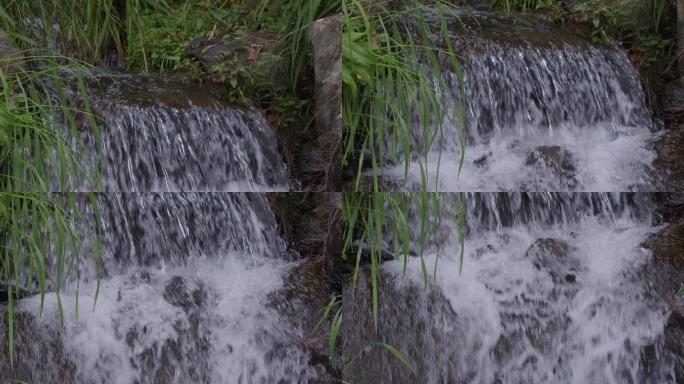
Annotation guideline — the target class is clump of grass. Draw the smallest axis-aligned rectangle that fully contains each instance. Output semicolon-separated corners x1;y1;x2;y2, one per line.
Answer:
342;0;466;191
0;55;104;191
255;0;341;88
0;193;102;367
1;18;105;370
318;192;465;375
0;0;166;65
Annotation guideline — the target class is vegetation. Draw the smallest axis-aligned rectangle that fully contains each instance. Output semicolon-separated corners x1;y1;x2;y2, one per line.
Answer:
342;0;466;191
0;0;130;368
0;59;104;368
125;0;339;189
322;190;464;376
0;0;342;369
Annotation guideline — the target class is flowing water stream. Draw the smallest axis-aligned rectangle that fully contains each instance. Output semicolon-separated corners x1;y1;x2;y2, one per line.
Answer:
341;192;682;383
0;193;329;383
382;9;665;191
66;74;292;192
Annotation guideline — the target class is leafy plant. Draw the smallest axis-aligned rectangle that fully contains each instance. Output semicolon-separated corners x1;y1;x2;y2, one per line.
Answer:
0;0;167;65
1;7;107;368
255;0;341;87
127;0;249;73
317;192;465;376
342;0;467;191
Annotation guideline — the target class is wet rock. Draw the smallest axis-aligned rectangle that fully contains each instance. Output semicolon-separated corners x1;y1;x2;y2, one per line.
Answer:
560;0;581;10
0;283;31;304
664;312;684;380
0;29;24;74
163;276;206;311
267;192;341;264
525;146;577;179
0;311;77;383
339;269;479;384
655;84;684;191
474;152;491;168
526;238;581;285
492;332;526;365
525;145;578;189
187;32;289;90
127;277;211;383
645;194;684;314
89;74;229;109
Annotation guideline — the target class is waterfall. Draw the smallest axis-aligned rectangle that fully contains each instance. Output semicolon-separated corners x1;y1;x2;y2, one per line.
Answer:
0;193;329;383
341;192;680;383
56;74;292;192
382;9;663;191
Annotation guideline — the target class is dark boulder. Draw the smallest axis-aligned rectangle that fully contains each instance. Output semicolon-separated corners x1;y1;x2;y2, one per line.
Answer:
526;238;581;285
187;32;290;90
163;276;206;311
525;145;578;187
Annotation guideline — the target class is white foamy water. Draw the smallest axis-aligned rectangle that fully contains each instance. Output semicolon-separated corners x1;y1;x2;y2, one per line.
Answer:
379;26;664;191
385;123;659;191
0;193;324;383
341;193;678;383
16;257;315;383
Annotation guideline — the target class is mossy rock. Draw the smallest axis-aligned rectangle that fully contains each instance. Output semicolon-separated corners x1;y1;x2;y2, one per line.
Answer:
186;32;290;90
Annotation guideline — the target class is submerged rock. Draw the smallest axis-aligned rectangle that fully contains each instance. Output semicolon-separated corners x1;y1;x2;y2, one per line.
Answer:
526;238;581;285
525;146;576;174
163;276;207;311
525;146;578;188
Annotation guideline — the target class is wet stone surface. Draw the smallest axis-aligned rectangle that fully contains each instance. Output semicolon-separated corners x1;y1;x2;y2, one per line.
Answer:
526;238;581;286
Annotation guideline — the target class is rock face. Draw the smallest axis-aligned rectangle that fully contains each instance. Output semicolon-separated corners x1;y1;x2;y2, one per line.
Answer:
656;84;684;191
644;194;684;379
0;312;77;383
187;32;289;89
310;14;342;191
0;29;23;74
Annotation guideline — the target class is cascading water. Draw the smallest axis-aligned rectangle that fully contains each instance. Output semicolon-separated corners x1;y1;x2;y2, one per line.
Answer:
383;9;664;191
71;74;291;191
340;192;683;383
0;193;329;383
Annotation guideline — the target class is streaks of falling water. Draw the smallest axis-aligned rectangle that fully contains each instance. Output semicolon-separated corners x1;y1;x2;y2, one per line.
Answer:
341;193;680;384
382;11;663;191
0;193;325;383
83;106;291;192
41;73;292;192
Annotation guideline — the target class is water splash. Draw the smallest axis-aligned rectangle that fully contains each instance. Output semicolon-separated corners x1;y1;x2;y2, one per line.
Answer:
1;193;326;383
341;193;679;383
49;74;292;192
382;10;663;191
